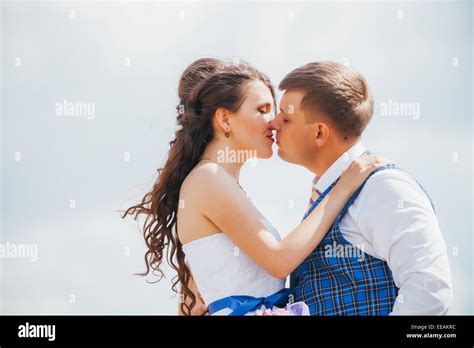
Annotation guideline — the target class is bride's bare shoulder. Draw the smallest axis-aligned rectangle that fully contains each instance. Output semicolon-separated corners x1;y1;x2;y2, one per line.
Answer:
180;161;231;197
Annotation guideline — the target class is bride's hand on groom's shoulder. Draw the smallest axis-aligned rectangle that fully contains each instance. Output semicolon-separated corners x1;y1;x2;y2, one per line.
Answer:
338;154;389;194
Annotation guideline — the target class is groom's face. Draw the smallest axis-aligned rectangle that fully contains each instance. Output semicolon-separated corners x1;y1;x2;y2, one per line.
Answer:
270;90;317;166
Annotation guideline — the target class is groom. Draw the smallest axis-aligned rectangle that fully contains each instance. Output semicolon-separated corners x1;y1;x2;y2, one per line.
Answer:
269;61;452;315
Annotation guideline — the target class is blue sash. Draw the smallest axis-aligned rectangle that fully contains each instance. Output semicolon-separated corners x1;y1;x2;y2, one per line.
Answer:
207;288;293;316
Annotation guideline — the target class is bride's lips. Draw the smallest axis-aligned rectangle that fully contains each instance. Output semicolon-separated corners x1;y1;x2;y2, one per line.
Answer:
266;134;274;143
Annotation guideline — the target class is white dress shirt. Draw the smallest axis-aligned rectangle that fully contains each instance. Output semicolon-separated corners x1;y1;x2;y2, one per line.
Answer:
312;142;453;315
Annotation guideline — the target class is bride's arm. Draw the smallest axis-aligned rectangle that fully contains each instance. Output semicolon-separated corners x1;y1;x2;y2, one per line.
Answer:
188;155;385;280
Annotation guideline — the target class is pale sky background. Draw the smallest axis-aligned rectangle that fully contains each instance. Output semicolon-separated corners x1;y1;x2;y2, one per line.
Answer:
1;0;472;314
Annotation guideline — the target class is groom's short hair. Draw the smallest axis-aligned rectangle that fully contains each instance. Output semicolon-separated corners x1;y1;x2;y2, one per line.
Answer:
279;61;374;139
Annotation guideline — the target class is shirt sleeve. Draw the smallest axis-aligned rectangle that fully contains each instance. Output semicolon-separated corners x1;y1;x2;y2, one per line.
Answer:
353;169;453;315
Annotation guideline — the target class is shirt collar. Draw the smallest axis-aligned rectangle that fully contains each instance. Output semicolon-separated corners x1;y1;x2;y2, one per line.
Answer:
313;142;367;194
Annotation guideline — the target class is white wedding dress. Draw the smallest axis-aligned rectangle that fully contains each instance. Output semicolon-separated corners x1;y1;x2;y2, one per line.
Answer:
182;217;286;315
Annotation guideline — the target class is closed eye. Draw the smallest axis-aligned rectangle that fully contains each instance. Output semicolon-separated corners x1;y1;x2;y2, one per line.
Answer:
258;103;272;114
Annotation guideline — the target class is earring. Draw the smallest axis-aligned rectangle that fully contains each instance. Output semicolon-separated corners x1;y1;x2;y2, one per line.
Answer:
225;130;230;138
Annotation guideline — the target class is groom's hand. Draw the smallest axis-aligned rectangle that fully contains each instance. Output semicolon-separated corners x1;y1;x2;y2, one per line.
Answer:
178;291;209;315
178;270;209;316
189;290;209;316
191;298;209;316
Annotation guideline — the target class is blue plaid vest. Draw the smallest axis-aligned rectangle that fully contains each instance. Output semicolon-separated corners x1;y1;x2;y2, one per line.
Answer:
290;160;435;315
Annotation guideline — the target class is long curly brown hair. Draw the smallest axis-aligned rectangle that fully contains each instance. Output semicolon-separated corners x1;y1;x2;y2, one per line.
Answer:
121;58;275;315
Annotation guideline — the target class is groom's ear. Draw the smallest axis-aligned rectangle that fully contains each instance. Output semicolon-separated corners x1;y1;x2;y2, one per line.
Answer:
313;122;331;148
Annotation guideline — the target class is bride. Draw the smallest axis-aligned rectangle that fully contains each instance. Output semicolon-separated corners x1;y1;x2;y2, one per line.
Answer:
122;58;386;315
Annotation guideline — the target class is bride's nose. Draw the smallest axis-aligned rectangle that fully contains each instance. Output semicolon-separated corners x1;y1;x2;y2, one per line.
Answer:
263;113;275;123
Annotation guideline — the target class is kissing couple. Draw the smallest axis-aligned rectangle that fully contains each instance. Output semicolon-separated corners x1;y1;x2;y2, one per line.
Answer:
123;58;452;316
